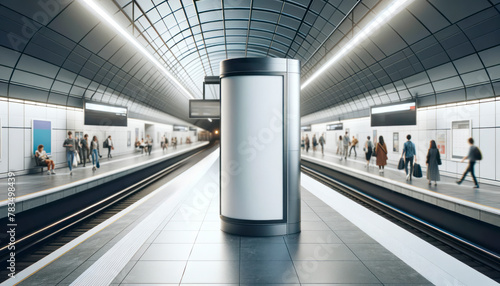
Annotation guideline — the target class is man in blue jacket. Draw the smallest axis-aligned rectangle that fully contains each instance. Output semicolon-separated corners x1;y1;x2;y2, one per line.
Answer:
401;134;416;181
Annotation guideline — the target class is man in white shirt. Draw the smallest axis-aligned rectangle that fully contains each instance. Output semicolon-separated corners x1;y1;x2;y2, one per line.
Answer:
106;135;114;158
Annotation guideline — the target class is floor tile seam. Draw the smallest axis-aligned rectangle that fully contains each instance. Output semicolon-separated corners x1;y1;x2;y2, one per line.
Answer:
302;184;388;285
112;260;138;285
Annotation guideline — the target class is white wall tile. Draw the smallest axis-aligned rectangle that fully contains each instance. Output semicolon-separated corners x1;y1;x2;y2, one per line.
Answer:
479;101;495;127
8;129;24;171
497;129;500;180
9;102;24;127
479;129;495;180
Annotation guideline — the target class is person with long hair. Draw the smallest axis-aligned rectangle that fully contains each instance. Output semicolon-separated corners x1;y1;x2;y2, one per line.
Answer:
426;140;441;186
35;144;55;175
375;135;388;173
91;135;100;171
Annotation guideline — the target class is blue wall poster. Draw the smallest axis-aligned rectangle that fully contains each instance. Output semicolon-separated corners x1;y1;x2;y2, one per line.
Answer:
33;120;51;155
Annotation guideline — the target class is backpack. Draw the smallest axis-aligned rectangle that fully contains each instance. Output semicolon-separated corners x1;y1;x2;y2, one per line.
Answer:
473;146;482;161
103;139;108;148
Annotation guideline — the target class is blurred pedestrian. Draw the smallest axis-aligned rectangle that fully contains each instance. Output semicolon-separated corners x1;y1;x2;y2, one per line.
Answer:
312;134;318;152
105;135;114;158
91;135;100;171
426;140;441;186
301;136;305;151
81;134;89;167
63;131;76;175
402;134;416;181
349;136;358;157
305;134;310;152
365;136;373;168
319;133;326;155
336;135;342;155
457;137;481;189
375;135;388;173
340;132;350;161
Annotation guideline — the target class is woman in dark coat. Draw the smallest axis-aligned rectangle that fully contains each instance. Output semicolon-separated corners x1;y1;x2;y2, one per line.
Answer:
426;140;441;186
375;135;388;173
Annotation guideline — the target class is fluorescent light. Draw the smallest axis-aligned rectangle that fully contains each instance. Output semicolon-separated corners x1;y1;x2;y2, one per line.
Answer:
207;118;212;122
78;0;195;100
371;102;415;114
301;0;414;90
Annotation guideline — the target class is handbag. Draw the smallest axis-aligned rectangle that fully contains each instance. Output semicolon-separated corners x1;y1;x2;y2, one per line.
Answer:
413;163;422;178
72;152;78;168
398;158;405;170
75;152;81;164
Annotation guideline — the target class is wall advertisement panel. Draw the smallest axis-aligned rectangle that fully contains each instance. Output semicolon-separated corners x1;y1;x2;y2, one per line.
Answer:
32;120;52;156
437;130;446;156
452;120;471;160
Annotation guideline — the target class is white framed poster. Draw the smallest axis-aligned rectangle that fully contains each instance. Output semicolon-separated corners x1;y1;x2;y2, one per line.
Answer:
452;120;471;160
436;130;446;157
393;132;399;152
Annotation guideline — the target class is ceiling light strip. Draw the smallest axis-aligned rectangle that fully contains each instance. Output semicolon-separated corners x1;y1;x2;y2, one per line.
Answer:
301;0;414;90
78;0;195;99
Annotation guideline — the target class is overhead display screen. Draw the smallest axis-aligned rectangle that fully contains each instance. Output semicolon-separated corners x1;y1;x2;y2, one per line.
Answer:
174;125;188;132
326;123;343;131
84;102;127;126
371;102;416;127
189;99;220;118
301;126;311;132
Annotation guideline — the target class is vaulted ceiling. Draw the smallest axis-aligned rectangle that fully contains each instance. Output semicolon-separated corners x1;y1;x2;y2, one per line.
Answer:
0;0;499;128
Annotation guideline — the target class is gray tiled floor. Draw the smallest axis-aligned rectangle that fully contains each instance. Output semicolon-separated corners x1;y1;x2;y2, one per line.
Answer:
19;156;432;285
113;159;430;285
302;148;500;209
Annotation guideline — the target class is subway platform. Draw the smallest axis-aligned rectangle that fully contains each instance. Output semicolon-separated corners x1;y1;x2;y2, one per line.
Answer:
0;142;208;217
4;149;496;286
301;148;500;228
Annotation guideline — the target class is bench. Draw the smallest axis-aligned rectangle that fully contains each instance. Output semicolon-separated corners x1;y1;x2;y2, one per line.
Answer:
34;158;47;174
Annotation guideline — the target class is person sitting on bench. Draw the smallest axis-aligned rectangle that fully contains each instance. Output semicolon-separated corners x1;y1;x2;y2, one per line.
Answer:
35;144;55;175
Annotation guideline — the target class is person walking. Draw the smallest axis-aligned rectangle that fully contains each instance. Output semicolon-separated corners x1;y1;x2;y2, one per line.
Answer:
146;134;153;155
319;133;326;155
365;136;374;168
91;135;100;171
402;134;417;181
35;144;55;175
301;136;305;151
426;140;441;186
312;134;318;152
340;132;350;161
63;131;76;175
81;134;90;167
375;135;388;173
305;134;310;152
349;136;358;157
105;135;114;158
161;135;168;150
457;137;481;189
336;135;342;155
